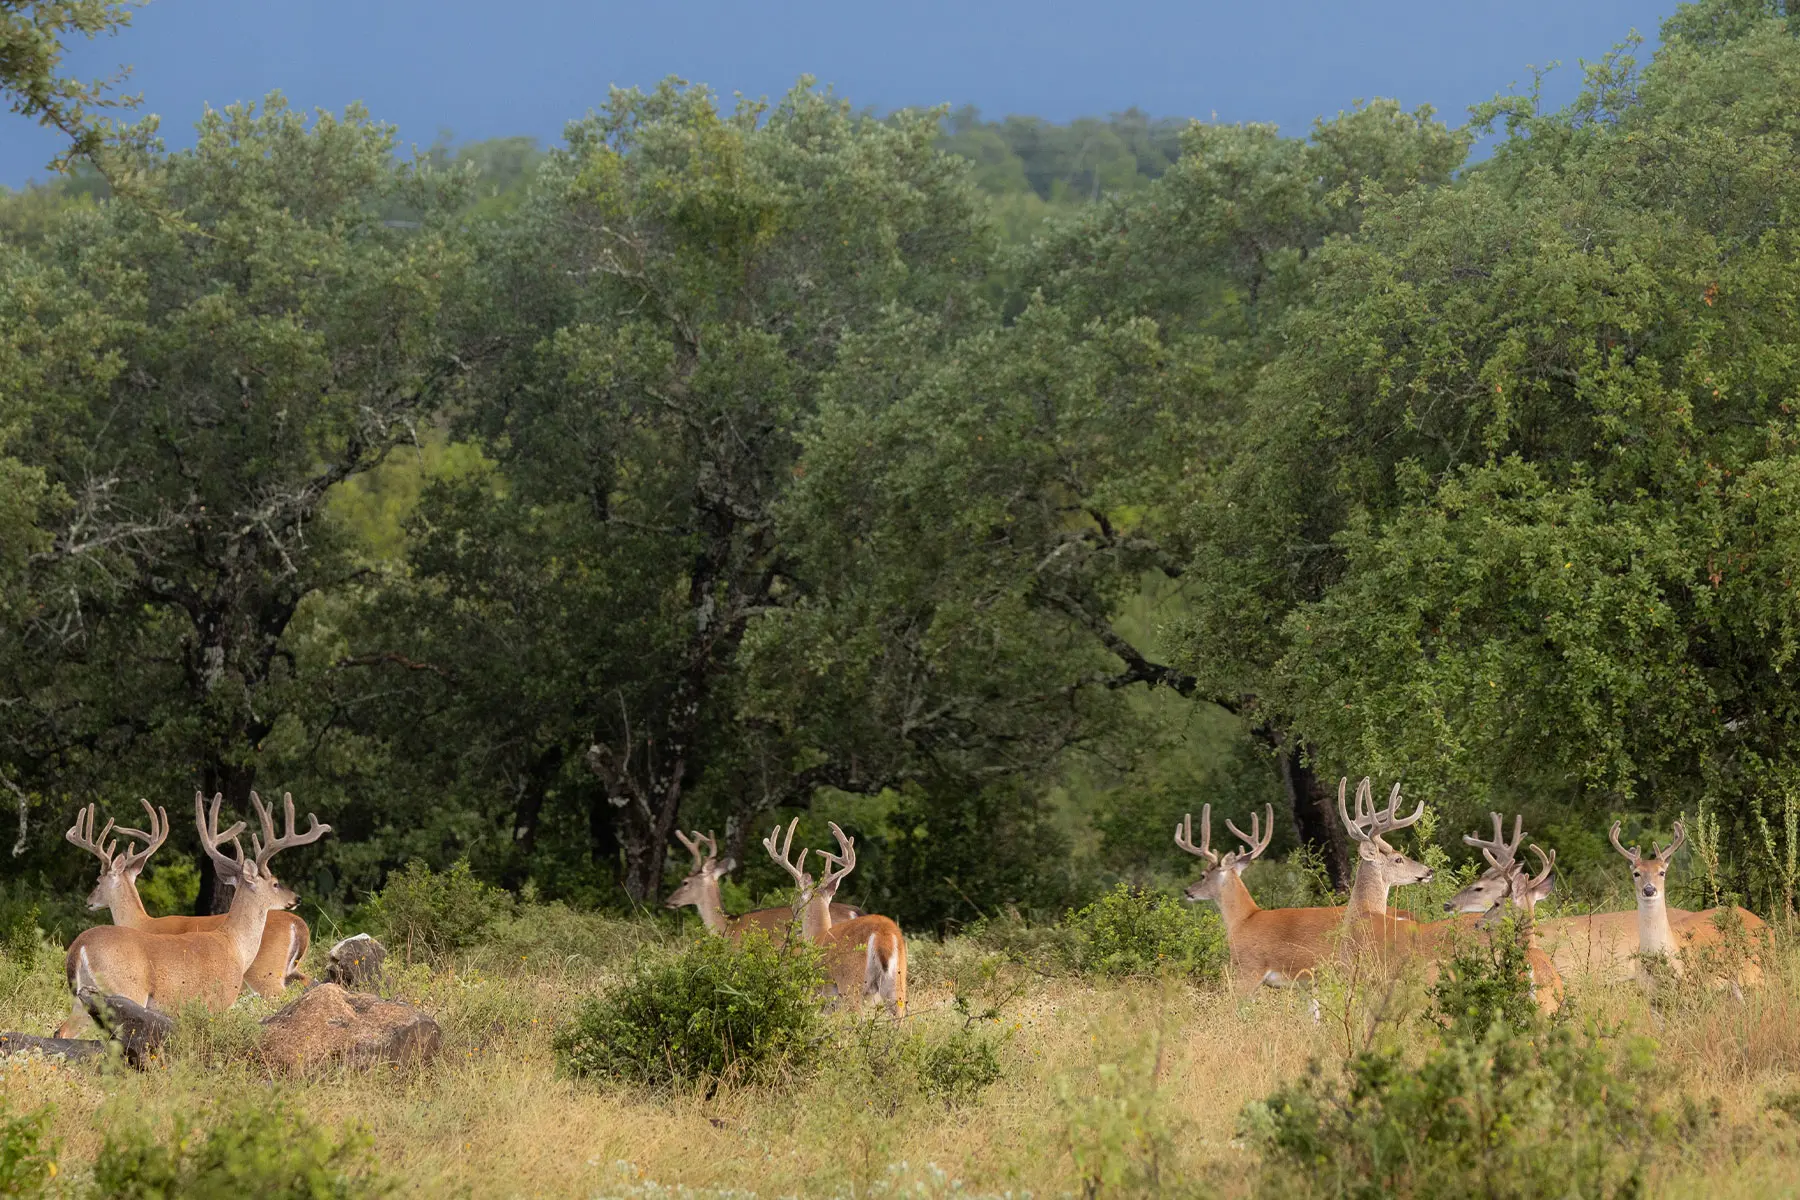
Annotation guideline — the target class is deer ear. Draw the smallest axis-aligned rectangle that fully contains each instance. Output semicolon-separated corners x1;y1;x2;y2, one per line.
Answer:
718;857;737;875
1358;840;1381;861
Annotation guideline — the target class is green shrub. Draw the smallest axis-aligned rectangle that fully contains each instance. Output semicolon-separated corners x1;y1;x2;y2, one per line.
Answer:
92;1100;389;1199
1426;915;1542;1040
963;911;1084;976
1062;884;1225;981
554;934;826;1088
366;859;513;960
0;1097;56;1198
1243;1021;1668;1199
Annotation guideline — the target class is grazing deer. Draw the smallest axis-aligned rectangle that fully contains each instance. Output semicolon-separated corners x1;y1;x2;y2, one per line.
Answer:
664;829;862;940
66;799;313;996
1609;821;1766;993
57;791;330;1036
764;818;906;1016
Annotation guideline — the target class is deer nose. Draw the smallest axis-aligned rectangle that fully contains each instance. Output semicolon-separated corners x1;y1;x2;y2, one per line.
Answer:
1641;884;1657;898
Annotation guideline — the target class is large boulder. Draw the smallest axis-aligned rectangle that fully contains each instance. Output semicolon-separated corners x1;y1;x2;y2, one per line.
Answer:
323;933;387;989
259;983;440;1072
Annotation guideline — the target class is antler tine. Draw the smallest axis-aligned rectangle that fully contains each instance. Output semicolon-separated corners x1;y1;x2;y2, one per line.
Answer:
1224;804;1275;861
675;829;707;872
251;791;332;873
1526;844;1555;890
65;804;120;870
195;790;248;876
1463;812;1525;871
1656;820;1687;861
763;817;811;890
1174;807;1218;864
819;822;858;892
1371;780;1425;839
1337;778;1369;843
1608;820;1639;864
698;830;719;862
113;798;170;874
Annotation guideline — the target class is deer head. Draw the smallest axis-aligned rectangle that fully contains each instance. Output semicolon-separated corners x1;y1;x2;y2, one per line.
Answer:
666;829;735;910
1444;811;1526;915
67;799;167;912
197;790;331;915
1339;777;1433;887
1177;803;1274;903
1611;820;1684;902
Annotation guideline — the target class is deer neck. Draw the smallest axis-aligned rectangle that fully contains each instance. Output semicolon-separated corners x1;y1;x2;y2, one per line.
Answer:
111;879;152;926
1344;863;1392;922
800;887;836;941
1213;872;1262;937
1636;888;1678;958
687;878;732;936
219;887;279;971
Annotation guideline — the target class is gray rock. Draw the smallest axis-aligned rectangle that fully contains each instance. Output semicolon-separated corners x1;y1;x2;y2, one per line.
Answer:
323;933;387;989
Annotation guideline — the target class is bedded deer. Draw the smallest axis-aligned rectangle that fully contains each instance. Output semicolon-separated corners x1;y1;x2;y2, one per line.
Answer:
664;829;861;940
1609;820;1766;994
66;799;313;995
57;791;330;1036
1337;787;1561;1013
765;819;906;1016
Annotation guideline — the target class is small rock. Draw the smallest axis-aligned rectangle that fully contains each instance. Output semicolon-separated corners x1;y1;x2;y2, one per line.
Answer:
324;933;387;989
259;982;440;1072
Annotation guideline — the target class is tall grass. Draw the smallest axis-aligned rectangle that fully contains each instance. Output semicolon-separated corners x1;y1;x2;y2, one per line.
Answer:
2;900;1799;1197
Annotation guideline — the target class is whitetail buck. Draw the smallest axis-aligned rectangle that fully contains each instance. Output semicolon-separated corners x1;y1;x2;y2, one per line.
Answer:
1176;795;1426;995
1439;812;1565;1011
1338;786;1561;1014
58;791;330;1036
664;829;861;940
1609;820;1766;993
1178;803;1362;994
764;818;906;1016
66;799;313;995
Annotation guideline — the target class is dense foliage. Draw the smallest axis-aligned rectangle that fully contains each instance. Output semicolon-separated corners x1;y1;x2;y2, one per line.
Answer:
4;0;1800;925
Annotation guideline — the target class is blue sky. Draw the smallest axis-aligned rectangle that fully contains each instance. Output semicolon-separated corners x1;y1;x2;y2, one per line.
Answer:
5;0;1677;187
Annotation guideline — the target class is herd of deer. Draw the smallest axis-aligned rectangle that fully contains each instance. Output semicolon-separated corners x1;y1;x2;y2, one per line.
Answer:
43;774;1765;1043
1177;777;1769;1013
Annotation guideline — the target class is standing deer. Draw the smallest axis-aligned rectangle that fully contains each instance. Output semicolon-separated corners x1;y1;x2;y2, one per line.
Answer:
1609;820;1766;993
664;829;861;940
66;799;313;995
57;791;330;1036
764;819;906;1016
1439;812;1565;1011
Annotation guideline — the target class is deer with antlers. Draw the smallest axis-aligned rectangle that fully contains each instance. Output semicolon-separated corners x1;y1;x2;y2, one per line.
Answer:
66;799;314;996
1336;785;1561;1013
1439;812;1565;1011
665;828;862;940
764;818;906;1016
1178;803;1357;993
57;790;331;1036
1608;820;1766;992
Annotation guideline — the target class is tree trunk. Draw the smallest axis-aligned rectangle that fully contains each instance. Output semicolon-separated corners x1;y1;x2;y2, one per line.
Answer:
1276;741;1349;892
194;760;257;915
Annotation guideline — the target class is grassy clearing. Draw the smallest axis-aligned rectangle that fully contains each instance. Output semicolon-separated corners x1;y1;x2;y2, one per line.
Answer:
4;907;1800;1198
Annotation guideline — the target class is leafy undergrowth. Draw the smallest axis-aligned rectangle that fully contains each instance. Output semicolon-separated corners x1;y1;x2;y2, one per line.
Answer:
0;906;1798;1198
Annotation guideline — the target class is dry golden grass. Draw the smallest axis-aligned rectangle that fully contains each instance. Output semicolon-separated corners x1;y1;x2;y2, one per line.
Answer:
4;916;1800;1198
